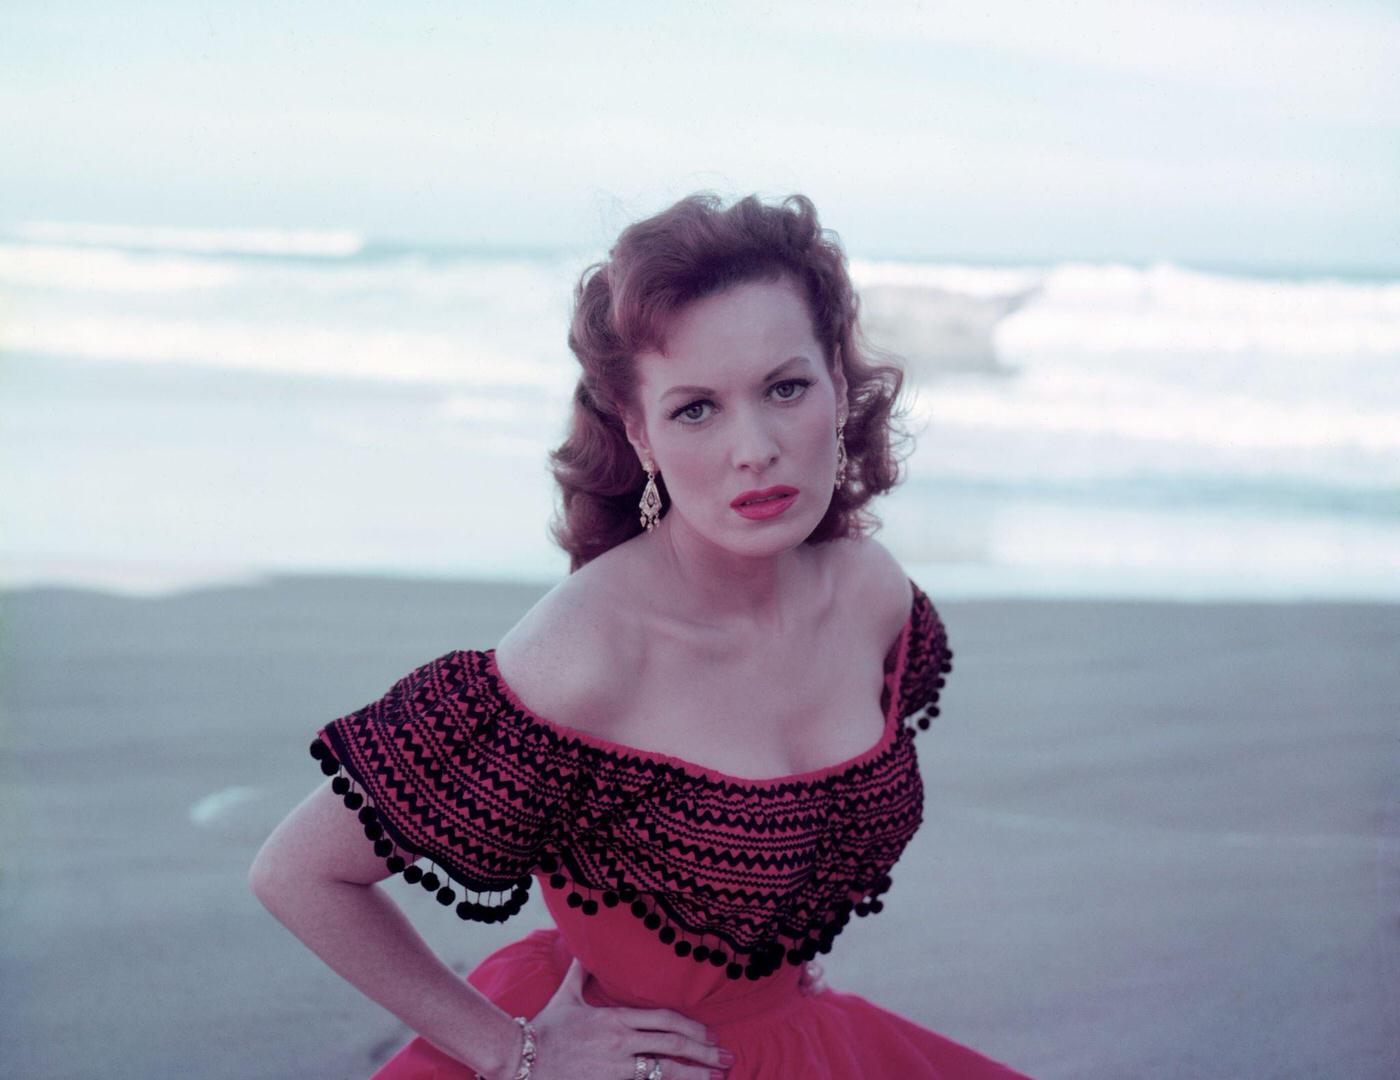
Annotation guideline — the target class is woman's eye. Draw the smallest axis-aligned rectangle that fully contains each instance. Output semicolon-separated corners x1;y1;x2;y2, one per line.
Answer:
673;400;712;422
772;378;812;400
670;379;811;424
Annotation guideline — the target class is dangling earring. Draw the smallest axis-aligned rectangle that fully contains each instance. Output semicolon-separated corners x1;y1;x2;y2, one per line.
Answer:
639;459;663;531
834;419;848;488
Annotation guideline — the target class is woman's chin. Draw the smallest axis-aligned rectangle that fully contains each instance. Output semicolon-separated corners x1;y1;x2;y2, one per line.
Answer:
720;515;822;557
658;498;829;559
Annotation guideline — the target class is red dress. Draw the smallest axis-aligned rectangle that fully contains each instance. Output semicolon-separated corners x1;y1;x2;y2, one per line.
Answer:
311;580;1030;1079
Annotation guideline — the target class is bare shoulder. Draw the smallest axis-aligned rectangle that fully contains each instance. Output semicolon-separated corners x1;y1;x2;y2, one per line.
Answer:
493;556;638;732
827;535;914;648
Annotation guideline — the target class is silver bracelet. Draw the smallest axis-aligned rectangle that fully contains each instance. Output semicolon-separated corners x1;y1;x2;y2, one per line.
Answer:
475;1016;536;1080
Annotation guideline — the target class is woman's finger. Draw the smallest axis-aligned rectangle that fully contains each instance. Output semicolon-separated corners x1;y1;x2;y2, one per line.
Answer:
611;1006;710;1045
629;1059;722;1080
623;1026;733;1074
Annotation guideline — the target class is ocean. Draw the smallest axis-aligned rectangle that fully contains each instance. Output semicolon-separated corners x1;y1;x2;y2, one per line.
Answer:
2;222;1397;600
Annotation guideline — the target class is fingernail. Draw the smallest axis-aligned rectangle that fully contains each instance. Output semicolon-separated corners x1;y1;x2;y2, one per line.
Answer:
719;1049;736;1065
711;1072;726;1080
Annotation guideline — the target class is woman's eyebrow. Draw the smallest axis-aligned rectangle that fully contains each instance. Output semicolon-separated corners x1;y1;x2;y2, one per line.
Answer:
660;355;812;401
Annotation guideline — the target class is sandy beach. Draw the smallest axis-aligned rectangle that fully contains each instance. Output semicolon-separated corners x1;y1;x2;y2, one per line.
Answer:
1;574;1397;1079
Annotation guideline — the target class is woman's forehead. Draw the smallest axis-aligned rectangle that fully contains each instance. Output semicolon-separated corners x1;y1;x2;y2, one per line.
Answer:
642;279;820;372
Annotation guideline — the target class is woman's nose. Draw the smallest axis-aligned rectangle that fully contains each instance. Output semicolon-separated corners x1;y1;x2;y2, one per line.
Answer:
731;410;780;470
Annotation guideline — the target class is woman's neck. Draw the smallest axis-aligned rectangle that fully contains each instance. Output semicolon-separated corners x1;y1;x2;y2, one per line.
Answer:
645;513;815;634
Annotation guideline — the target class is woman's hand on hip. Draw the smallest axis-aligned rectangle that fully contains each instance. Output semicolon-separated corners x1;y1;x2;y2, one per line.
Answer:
526;958;734;1080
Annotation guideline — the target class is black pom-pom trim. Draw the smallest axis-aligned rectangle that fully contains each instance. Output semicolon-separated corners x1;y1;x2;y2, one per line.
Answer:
313;737;876;974
314;740;538;932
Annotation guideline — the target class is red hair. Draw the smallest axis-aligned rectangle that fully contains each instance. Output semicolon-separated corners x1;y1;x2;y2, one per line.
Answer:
548;192;912;571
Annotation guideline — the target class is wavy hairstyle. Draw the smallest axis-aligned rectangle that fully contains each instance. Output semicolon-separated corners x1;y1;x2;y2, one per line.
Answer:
548;192;912;572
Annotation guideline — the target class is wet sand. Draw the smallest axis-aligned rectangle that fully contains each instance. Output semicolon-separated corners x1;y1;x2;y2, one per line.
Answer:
1;574;1397;1079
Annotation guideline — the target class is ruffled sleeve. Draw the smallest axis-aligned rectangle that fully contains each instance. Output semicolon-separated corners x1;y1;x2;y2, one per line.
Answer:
309;650;541;923
892;582;955;735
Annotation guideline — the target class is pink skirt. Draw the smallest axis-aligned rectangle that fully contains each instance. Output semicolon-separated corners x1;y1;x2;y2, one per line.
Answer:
371;929;1031;1079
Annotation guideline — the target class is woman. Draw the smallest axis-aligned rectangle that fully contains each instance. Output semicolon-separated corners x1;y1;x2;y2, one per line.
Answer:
249;193;1030;1079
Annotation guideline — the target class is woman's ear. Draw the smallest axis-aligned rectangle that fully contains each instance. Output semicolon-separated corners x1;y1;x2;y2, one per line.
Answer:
622;408;654;468
831;351;850;426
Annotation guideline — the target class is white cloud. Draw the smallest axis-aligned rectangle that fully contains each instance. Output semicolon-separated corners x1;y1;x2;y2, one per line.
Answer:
742;0;1400;125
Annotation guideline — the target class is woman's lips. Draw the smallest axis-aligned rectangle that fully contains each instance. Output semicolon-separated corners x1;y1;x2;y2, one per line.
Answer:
731;485;799;507
732;490;798;520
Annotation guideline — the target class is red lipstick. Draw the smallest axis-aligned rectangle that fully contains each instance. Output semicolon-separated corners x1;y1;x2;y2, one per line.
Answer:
731;485;799;520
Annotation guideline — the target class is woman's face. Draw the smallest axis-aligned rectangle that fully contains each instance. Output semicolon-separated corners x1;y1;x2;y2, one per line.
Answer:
624;276;848;559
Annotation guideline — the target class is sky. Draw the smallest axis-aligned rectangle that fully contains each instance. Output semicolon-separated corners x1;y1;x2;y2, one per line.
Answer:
2;0;1397;270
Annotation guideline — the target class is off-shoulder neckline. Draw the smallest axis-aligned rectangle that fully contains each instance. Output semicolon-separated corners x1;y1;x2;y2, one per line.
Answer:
472;580;926;791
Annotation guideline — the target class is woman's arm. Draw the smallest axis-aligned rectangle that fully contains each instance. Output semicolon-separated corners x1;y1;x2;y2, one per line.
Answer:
248;782;523;1080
